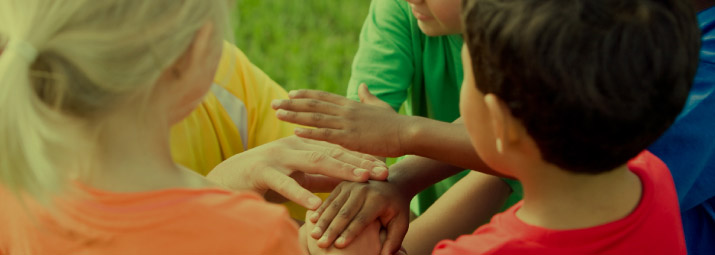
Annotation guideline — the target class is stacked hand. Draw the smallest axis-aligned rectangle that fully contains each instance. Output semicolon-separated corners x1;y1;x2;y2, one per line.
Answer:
271;84;413;158
207;135;388;210
307;181;410;255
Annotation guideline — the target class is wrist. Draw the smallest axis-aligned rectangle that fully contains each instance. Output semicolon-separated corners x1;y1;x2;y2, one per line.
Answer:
399;116;425;156
386;160;421;199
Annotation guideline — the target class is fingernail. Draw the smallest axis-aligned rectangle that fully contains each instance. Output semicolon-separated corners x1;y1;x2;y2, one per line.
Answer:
289;90;298;97
308;197;321;208
271;99;282;108
318;235;328;244
372;166;387;176
295;128;305;134
336;236;346;246
310;212;320;222
276;109;287;117
354;168;368;177
311;227;322;237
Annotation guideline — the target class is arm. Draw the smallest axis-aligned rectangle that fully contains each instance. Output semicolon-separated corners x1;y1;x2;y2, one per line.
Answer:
272;88;508;177
403;171;511;255
305;155;463;255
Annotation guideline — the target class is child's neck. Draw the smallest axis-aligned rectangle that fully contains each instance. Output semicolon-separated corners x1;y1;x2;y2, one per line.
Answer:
515;163;642;230
82;109;213;193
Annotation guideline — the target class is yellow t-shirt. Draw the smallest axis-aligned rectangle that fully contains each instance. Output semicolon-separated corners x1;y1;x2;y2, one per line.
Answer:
169;42;324;220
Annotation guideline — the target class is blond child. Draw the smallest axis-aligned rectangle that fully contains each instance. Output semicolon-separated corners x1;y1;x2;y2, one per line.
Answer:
0;0;381;254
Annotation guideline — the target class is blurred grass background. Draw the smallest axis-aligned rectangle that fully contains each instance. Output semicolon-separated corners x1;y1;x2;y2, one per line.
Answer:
233;0;371;94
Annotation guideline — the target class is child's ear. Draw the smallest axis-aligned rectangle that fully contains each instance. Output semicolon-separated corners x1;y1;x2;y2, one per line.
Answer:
165;22;215;80
484;94;521;153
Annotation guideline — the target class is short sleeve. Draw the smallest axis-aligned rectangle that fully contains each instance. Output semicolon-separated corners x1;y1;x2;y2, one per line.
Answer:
215;43;298;150
347;0;416;111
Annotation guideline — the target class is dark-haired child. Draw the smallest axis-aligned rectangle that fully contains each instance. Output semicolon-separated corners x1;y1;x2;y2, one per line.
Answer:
432;0;700;253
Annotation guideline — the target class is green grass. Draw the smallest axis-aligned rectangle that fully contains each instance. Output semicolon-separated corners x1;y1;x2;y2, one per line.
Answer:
232;0;371;94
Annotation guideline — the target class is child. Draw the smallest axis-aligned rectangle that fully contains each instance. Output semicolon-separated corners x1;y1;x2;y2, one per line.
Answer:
0;1;380;254
347;0;524;218
434;0;699;253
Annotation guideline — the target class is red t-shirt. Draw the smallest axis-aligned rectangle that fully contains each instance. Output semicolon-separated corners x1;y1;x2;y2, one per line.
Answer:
433;151;686;255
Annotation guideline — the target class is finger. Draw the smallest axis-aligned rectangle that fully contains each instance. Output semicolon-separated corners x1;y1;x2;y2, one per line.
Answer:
294;126;348;147
298;139;388;180
331;148;387;181
283;148;370;182
313;190;350;241
271;98;343;116
318;191;367;248
276;110;344;129
333;204;381;249
311;185;342;224
289;89;351;106
262;169;322;210
380;219;409;255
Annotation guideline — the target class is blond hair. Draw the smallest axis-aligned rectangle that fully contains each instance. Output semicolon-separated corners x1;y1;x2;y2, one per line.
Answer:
0;0;231;201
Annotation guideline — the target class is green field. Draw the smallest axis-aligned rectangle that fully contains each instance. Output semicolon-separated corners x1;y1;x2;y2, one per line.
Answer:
233;0;371;94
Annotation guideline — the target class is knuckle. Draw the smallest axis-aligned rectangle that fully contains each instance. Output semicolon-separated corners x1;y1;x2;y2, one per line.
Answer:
359;159;372;169
311;113;324;122
354;214;369;225
330;201;343;211
341;163;356;173
308;99;320;108
322;128;332;138
338;208;352;218
308;151;327;163
317;91;330;99
326;148;344;158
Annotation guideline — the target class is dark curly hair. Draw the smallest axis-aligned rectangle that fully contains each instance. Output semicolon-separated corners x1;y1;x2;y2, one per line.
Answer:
462;0;701;173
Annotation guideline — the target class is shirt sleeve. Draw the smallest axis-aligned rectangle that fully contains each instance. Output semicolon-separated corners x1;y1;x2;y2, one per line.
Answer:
347;0;416;111
216;43;298;150
241;58;298;149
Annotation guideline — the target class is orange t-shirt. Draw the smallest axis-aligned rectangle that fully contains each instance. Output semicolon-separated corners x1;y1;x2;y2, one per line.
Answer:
0;185;303;255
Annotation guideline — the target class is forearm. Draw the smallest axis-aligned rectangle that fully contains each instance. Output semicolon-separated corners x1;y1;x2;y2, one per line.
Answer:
401;116;506;177
387;155;464;199
403;171;512;255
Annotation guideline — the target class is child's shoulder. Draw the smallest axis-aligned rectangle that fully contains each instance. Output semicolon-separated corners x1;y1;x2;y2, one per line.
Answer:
627;150;675;192
157;188;302;254
185;189;296;228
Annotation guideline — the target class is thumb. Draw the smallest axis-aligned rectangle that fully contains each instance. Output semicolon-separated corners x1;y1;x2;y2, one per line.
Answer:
380;219;409;255
263;169;323;210
358;83;373;102
359;83;393;110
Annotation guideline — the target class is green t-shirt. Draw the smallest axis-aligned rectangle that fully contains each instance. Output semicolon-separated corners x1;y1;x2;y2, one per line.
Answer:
347;0;523;216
